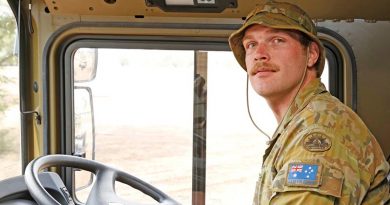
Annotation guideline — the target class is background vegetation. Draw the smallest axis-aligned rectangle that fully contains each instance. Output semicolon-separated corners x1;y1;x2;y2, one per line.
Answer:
0;0;18;154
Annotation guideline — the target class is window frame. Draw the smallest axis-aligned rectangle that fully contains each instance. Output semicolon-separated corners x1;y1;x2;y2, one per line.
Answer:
318;27;357;110
63;36;229;204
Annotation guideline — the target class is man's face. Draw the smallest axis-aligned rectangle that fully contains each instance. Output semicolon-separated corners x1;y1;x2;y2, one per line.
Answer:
243;24;310;101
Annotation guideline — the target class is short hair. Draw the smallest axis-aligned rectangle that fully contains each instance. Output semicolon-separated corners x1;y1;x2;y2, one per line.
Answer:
285;29;312;48
285;29;321;71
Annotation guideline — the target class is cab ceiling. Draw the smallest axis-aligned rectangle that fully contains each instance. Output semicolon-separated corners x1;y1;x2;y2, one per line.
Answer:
42;0;390;21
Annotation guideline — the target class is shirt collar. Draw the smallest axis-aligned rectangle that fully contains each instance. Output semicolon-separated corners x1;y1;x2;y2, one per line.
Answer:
271;78;327;139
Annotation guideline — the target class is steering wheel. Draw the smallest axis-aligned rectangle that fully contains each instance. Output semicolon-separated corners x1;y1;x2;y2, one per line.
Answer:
24;154;180;205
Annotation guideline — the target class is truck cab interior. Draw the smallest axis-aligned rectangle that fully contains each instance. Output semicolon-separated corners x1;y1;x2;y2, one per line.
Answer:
0;0;389;204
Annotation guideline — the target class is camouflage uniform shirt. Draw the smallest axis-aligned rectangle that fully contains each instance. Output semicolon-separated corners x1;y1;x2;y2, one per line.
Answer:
253;79;390;205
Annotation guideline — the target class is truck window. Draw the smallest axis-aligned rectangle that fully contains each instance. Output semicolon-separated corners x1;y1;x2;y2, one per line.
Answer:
0;0;21;181
72;47;331;204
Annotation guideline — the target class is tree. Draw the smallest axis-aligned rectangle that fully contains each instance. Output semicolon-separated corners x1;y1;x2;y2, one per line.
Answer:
0;0;18;153
0;0;17;65
0;0;17;114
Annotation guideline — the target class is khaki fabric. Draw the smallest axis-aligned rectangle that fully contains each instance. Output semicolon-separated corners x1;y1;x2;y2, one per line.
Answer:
253;79;390;205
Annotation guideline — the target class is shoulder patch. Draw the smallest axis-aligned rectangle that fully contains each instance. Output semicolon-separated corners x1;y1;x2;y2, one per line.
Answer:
303;132;332;152
286;163;322;187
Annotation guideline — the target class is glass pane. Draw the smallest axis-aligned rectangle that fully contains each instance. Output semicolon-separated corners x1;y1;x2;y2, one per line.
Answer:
321;59;329;90
74;49;194;204
0;0;21;180
205;51;273;204
73;47;332;205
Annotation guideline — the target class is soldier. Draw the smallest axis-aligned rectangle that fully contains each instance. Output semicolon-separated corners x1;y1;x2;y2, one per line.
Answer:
229;1;390;204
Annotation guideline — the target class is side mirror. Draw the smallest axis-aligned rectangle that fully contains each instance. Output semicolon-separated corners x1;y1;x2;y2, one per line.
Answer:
73;86;95;193
73;48;98;83
73;86;95;159
72;48;98;198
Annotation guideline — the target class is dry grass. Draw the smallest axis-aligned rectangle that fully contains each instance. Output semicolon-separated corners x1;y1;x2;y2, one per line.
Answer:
73;124;265;205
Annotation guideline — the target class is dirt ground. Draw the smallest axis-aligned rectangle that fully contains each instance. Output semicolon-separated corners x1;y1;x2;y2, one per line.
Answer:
0;67;22;180
0;107;266;205
74;124;266;205
0;64;269;205
0;112;266;205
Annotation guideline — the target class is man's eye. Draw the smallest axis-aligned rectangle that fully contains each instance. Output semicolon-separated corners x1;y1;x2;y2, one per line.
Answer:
245;42;256;50
272;38;284;44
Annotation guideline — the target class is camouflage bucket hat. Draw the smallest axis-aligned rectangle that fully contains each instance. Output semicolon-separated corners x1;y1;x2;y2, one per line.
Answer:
229;1;325;76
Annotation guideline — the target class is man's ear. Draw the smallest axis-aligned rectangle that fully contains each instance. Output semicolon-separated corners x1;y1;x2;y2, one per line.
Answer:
308;42;320;67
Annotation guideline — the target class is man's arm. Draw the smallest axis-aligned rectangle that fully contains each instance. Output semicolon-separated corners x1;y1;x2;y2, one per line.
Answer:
270;190;335;204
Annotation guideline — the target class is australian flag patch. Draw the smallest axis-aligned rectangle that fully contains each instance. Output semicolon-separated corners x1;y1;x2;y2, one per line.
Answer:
286;163;321;187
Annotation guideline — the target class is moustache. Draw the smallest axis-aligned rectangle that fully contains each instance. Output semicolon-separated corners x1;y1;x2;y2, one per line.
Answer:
249;62;279;76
